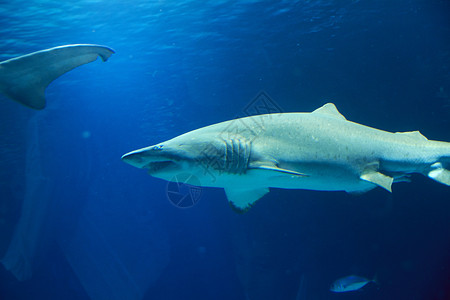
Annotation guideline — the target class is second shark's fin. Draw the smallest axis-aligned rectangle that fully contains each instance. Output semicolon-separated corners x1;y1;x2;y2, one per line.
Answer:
428;162;450;186
360;171;393;192
225;187;269;213
0;44;114;109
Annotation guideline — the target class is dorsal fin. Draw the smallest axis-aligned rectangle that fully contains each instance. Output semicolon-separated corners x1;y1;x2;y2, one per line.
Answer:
311;103;346;120
394;131;428;141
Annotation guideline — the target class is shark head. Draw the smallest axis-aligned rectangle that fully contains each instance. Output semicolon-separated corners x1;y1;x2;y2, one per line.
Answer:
121;132;235;182
122;141;189;179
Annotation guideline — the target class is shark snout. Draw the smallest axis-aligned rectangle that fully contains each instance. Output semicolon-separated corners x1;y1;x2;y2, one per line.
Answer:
121;146;161;167
121;145;177;172
121;149;148;168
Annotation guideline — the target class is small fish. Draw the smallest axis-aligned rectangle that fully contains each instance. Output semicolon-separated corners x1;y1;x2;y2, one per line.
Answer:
330;275;376;292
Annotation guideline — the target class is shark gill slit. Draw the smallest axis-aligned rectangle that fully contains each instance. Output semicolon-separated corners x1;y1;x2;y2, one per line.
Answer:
232;139;240;173
237;139;243;173
224;139;232;172
241;139;251;174
223;138;251;174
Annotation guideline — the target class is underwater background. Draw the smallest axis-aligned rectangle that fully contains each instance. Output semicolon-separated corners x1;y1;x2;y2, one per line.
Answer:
0;1;449;299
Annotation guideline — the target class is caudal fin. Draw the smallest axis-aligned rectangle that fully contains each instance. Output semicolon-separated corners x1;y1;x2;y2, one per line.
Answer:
0;44;114;109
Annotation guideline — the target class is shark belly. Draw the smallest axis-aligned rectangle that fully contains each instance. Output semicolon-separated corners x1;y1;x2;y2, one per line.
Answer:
180;158;376;193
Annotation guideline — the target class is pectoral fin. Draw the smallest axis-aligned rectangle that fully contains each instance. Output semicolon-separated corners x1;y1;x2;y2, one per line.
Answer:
360;171;393;192
249;162;308;177
225;187;269;213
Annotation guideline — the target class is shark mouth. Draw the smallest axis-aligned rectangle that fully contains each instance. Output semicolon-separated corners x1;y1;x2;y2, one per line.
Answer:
144;161;175;172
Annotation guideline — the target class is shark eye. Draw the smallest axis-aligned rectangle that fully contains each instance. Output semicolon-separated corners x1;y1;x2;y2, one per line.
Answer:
153;144;163;150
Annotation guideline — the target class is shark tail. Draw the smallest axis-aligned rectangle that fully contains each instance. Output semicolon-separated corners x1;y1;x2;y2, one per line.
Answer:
0;44;114;109
427;158;450;186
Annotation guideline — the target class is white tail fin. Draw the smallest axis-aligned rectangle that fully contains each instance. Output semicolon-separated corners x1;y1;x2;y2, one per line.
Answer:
0;44;114;109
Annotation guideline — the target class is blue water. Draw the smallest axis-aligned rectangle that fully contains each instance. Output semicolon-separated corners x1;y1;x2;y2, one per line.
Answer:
0;1;449;299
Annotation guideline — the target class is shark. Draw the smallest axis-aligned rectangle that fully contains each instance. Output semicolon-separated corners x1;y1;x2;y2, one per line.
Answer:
121;103;450;212
0;44;114;109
